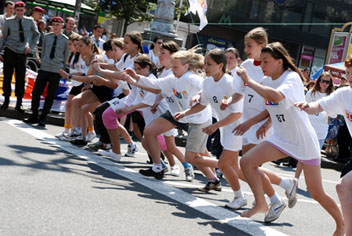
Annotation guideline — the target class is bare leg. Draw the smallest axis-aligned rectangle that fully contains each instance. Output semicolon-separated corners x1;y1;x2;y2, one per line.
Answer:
143;117;175;165
295;162;303;179
163;149;176;166
118;123;133;144
240;142;287;218
64;95;74;129
164;136;185;163
218;150;241;191
336;171;352;236
107;128;121;154
185;152;217;179
303;164;344;236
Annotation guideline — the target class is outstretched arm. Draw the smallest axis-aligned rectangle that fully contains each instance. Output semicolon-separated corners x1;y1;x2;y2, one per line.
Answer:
294;101;324;114
237;67;284;103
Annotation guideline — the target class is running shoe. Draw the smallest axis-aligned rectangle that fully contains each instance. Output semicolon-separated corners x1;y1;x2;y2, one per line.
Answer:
264;199;286;223
125;143;137;157
285;178;298;208
139;167;164;180
60;132;81;142
55;131;68;139
98;149;122;161
225;196;247;210
215;168;223;179
170;165;180;177
198;180;222;192
88;141;111;151
184;167;194;182
86;132;96;142
71;137;88;146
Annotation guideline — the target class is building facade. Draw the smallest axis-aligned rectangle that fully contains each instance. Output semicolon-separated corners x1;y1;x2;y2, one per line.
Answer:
186;0;352;75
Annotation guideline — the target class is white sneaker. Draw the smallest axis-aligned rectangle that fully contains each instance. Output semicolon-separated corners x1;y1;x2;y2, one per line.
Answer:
170;165;180;177
87;132;96;142
125;143;137;157
285;178;298;208
225;196;247;210
98;149;122;161
264;199;286;223
55;131;68;139
184;166;194;182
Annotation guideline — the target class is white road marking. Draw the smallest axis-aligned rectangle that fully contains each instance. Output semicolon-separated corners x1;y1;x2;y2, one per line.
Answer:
5;118;288;236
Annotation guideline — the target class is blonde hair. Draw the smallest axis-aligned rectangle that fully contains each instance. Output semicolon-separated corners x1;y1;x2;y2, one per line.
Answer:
171;46;204;73
245;27;268;45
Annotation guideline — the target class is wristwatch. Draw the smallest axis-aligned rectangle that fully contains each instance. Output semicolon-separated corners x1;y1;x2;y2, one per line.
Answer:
68;73;72;81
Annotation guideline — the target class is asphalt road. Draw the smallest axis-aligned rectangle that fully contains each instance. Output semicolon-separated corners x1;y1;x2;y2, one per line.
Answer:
0;117;344;236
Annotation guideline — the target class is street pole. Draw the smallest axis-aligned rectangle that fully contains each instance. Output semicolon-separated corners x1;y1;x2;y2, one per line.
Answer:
74;0;82;24
175;0;184;33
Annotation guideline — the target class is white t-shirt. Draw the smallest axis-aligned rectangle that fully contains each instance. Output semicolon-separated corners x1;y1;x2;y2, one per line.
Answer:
263;70;320;163
149;50;160;67
236;59;273;144
139;71;212;124
133;73;158;126
319;86;352;136
157;67;173;114
200;73;243;151
115;53;140;106
305;90;329;139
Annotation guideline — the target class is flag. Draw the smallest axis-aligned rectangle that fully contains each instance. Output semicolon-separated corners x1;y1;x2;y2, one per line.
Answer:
186;0;208;30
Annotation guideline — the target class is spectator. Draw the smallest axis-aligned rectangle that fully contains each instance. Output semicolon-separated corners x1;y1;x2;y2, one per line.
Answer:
0;1;14;36
0;1;39;112
24;17;69;127
303;68;310;82
63;16;75;37
148;36;163;66
31;6;45;23
91;24;105;50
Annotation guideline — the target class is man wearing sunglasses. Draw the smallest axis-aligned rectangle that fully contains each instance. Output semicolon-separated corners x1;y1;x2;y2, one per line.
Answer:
0;1;39;112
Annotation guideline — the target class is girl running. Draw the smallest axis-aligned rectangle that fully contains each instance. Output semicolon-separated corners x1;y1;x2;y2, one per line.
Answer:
55;34;83;140
174;48;247;209
223;28;298;222
239;42;344;236
122;48;220;189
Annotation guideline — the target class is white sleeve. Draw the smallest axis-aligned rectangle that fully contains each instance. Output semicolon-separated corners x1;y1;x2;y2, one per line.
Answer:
319;89;346;116
118;80;130;90
233;73;245;95
141;92;156;106
305;90;313;103
139;75;174;96
199;89;211;107
277;73;303;109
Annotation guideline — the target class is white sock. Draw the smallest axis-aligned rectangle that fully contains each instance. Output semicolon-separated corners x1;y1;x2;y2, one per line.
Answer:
152;163;162;172
234;189;244;199
269;192;281;204
74;128;81;134
279;178;291;190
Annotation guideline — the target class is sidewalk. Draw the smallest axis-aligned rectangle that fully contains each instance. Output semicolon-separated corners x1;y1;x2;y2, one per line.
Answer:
0;103;345;173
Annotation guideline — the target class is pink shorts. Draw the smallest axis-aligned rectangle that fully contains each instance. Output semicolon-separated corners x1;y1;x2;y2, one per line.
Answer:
103;106;132;130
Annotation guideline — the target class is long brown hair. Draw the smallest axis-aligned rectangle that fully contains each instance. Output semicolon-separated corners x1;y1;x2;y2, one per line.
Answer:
261;42;304;82
311;71;334;96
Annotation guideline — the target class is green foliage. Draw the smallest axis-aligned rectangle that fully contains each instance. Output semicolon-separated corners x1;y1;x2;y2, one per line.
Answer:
96;0;154;25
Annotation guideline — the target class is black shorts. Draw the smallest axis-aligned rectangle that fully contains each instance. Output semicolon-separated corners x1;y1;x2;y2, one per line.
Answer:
69;83;84;96
90;85;113;103
131;110;145;134
160;110;189;132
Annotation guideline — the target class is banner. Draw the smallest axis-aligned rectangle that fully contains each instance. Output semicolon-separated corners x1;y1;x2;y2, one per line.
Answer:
0;62;72;113
328;32;348;64
186;0;208;30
